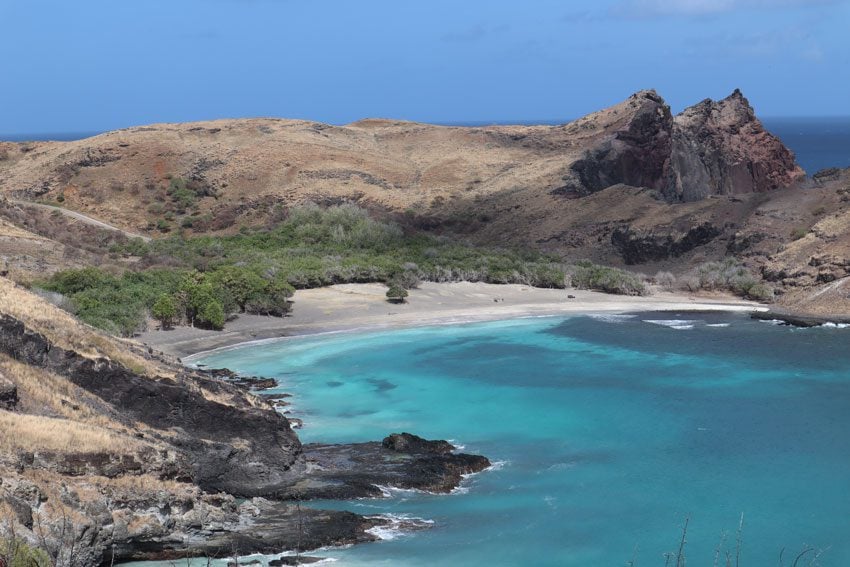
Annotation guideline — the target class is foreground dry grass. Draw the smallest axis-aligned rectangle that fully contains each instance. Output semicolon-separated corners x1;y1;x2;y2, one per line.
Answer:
0;410;145;454
0;355;138;432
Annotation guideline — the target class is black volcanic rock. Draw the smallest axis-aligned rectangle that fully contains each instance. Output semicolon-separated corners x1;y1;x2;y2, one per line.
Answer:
382;432;454;454
0;313;302;496
0;372;17;410
277;436;491;500
611;222;722;264
569;90;674;196
565;89;803;202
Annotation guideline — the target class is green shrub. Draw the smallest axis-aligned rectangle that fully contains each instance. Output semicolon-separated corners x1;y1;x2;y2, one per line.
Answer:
745;283;774;302
151;293;178;329
569;261;648;296
386;285;408;303
197;298;225;330
43;267;118;294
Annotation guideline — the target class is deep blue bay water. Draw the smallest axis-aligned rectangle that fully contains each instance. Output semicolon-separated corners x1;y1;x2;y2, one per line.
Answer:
186;312;850;566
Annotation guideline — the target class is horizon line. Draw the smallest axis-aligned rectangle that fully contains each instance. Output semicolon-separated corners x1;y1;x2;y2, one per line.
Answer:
3;115;850;142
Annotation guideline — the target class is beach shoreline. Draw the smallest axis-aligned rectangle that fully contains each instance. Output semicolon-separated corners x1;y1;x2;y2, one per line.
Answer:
138;282;767;359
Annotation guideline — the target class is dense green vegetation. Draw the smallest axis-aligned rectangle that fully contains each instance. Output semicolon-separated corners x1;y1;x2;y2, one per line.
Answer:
35;205;777;335
122;204;568;288
569;260;649;296
40;265;295;336
38;204;660;336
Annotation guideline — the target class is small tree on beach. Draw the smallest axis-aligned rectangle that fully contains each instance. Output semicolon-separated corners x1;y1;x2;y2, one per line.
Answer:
386;284;408;304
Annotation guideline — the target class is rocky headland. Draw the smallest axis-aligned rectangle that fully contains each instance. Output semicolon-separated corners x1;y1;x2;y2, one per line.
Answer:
0;277;490;565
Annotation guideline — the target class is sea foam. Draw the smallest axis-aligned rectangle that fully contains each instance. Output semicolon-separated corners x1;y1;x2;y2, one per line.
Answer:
643;319;699;330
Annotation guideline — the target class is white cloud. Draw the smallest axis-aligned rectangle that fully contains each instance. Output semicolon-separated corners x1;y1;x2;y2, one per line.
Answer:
613;0;842;19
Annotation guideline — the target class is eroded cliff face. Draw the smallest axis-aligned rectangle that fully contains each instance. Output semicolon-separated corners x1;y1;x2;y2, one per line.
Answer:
567;90;674;196
563;89;804;203
667;89;805;201
0;312;303;496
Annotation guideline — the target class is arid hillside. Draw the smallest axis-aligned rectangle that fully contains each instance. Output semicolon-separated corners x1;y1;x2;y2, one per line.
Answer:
0;90;801;238
0;275;310;564
1;90;849;316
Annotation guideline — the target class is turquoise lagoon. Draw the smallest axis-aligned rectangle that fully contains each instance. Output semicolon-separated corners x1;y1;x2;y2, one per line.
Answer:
190;312;850;566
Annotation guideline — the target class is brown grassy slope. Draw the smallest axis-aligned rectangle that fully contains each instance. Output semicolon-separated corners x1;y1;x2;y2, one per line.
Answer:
0;94;665;238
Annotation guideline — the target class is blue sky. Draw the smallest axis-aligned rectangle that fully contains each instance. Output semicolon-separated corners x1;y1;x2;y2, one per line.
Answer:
1;0;848;133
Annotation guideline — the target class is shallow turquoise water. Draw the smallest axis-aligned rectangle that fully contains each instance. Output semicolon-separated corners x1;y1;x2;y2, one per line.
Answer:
192;312;850;566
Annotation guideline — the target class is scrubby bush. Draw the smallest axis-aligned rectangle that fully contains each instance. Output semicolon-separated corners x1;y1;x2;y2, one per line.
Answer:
386;284;408;303
686;258;774;302
653;271;677;290
569;261;648;296
0;537;51;567
197;298;225;330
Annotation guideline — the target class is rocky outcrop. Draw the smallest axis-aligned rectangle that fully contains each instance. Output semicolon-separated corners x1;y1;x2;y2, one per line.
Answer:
611;222;722;264
110;499;386;563
667;89;805;201
280;433;491;500
0;304;492;564
0;372;17;409
564;89;804;203
568;90;673;196
0;313;302;496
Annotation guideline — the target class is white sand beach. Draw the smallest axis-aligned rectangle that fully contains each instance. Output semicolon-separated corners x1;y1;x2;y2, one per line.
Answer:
138;282;767;359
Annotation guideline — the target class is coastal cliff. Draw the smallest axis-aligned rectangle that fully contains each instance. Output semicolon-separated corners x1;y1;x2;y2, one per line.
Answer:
0;277;489;564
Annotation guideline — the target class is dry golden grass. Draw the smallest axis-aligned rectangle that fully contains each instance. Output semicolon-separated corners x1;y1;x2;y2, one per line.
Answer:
0;277;168;378
0;409;145;454
0;355;133;431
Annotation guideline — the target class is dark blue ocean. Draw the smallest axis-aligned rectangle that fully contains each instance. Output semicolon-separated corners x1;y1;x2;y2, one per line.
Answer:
172;313;850;566
4;117;849;174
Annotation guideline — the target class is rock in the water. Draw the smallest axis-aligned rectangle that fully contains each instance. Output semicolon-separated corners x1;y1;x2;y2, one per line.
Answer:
269;556;324;566
282;435;491;500
382;432;454;455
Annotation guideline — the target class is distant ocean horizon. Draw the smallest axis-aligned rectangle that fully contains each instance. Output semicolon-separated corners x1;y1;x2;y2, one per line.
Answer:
2;116;849;174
